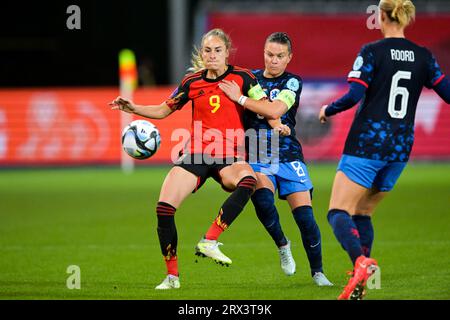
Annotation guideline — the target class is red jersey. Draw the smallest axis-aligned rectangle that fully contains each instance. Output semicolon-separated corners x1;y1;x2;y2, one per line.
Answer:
166;65;266;159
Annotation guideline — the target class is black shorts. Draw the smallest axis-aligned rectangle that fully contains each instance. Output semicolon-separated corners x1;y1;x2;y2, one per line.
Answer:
174;154;243;193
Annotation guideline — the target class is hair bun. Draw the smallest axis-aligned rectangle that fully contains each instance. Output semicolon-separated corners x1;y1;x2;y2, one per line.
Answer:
380;0;415;28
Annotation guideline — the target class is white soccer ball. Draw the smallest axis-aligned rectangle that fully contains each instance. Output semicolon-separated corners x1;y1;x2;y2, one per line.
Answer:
121;120;161;160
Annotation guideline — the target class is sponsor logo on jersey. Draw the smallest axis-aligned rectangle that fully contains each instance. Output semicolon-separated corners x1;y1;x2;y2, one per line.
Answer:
269;89;280;100
353;56;364;71
286;78;300;91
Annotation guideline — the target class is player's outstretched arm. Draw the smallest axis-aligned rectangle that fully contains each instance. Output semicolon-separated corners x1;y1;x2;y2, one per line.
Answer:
319;81;367;124
219;80;288;119
434;76;450;104
318;105;329;124
109;96;173;119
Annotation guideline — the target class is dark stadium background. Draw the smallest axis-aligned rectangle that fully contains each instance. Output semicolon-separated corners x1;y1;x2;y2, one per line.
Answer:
2;1;449;87
0;1;173;87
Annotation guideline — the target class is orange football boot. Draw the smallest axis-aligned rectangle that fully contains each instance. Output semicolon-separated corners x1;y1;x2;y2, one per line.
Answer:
338;255;378;300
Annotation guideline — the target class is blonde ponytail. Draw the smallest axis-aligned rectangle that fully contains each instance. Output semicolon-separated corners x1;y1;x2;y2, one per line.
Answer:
189;46;205;74
380;0;416;28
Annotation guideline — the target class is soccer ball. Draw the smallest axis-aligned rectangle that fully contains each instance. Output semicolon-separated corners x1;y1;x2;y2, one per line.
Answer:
121;120;161;160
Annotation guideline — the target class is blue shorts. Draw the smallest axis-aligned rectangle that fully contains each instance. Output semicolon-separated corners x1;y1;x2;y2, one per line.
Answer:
338;154;407;192
250;161;313;199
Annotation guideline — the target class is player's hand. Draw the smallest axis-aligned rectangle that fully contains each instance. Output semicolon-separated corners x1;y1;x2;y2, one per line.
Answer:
109;96;136;113
219;80;242;102
274;124;291;136
319;105;328;124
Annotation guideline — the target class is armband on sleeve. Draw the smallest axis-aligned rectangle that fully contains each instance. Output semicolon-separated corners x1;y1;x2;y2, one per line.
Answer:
247;84;267;100
274;89;296;110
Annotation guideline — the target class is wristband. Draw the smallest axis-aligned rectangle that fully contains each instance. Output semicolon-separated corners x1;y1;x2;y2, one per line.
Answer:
238;95;248;107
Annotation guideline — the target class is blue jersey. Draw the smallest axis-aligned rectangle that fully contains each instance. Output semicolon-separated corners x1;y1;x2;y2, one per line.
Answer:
344;38;445;162
245;70;304;163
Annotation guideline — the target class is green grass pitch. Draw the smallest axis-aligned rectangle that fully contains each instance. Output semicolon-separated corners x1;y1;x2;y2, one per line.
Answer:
0;163;449;300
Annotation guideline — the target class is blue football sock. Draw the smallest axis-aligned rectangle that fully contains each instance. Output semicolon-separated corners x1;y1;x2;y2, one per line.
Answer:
327;209;363;265
352;215;374;257
292;205;323;276
252;188;287;247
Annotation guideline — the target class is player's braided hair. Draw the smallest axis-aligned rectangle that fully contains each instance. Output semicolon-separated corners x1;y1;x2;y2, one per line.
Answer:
188;28;232;74
379;0;416;28
266;32;292;54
